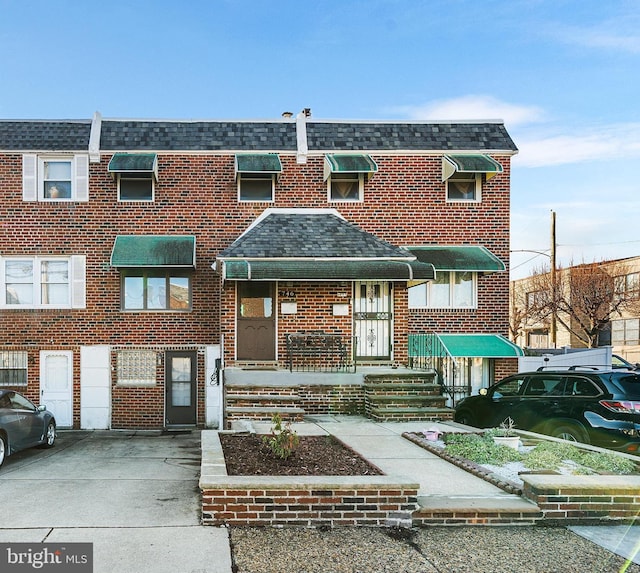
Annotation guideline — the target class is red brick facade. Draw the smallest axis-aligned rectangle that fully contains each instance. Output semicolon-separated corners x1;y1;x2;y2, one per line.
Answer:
0;118;516;429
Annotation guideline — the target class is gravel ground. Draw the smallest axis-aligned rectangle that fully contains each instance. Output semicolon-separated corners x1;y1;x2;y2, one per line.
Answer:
229;526;640;573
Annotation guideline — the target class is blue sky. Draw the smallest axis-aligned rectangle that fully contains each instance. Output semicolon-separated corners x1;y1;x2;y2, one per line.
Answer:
2;0;639;278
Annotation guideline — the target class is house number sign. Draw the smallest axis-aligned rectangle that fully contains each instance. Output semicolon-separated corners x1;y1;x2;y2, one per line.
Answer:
279;290;296;299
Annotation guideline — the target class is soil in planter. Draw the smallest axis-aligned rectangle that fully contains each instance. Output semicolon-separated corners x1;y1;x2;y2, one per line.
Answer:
220;433;384;476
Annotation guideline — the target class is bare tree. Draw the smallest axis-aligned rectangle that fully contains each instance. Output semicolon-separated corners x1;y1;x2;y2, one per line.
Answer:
509;280;530;342
523;260;638;348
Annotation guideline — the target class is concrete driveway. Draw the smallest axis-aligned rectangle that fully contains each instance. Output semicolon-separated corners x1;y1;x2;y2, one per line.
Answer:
0;430;232;573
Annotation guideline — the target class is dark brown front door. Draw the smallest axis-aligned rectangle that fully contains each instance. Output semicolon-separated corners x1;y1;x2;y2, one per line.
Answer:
237;282;276;360
165;351;197;426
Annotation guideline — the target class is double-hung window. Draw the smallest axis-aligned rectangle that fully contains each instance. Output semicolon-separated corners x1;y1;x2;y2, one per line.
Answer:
108;153;158;202
23;154;89;202
442;154;503;204
0;351;28;386
1;256;86;309
324;154;377;203
408;271;476;309
235;154;281;202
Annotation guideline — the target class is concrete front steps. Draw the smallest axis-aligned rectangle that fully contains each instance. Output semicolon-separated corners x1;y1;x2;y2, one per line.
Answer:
364;373;455;422
225;385;305;427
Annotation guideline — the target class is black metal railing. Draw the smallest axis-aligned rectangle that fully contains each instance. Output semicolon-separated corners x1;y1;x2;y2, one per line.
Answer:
286;332;357;373
408;333;470;406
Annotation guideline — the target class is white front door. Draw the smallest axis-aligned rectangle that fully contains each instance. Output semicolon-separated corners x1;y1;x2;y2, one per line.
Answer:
40;351;73;428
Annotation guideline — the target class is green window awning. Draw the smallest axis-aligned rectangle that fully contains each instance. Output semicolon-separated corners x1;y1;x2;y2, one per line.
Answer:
408;246;505;274
222;259;435;281
108;153;158;180
442;154;503;182
235;154;282;179
437;334;523;358
324;154;378;181
111;235;196;268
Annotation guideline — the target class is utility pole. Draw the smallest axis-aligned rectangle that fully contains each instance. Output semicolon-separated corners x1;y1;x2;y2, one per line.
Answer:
550;210;557;347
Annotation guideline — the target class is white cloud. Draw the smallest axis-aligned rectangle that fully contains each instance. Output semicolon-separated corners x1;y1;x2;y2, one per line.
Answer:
515;123;640;167
394;95;546;127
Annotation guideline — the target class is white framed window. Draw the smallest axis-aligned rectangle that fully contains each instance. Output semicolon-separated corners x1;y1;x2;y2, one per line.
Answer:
238;173;275;202
328;172;364;202
0;351;28;386
118;175;154;202
446;172;482;202
121;270;191;311
1;256;86;309
612;318;640;345
22;154;89;202
116;350;157;386
408;271;476;309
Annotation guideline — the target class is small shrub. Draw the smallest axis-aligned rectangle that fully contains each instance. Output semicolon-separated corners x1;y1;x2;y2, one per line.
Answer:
577;451;637;474
444;433;521;465
522;448;564;471
262;413;300;461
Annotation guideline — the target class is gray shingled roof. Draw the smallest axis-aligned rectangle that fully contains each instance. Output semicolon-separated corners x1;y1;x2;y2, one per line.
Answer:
306;122;517;151
0;117;517;152
218;212;415;259
0;121;91;151
100;121;297;151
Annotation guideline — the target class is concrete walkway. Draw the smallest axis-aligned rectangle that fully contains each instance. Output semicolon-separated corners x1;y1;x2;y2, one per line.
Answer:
248;415;640;565
249;416;533;507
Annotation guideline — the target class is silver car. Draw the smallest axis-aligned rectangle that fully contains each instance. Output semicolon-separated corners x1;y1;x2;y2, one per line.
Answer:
0;390;56;468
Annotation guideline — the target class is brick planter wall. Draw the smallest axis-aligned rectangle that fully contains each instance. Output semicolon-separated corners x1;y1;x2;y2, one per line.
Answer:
521;475;640;524
199;431;418;527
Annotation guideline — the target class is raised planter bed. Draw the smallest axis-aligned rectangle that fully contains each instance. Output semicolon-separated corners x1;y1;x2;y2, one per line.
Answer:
199;430;419;528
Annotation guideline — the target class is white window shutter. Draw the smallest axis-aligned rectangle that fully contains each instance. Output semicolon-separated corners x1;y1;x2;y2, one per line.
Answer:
71;255;86;308
22;154;38;201
74;155;89;201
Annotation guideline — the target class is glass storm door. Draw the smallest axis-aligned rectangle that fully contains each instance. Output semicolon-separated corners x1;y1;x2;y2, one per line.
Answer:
354;281;392;360
165;351;197;426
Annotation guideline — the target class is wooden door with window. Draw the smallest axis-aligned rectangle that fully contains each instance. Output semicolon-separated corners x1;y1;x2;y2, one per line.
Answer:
165;351;197;426
237;282;276;360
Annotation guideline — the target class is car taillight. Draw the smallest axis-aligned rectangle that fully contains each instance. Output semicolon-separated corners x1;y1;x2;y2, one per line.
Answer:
600;400;640;414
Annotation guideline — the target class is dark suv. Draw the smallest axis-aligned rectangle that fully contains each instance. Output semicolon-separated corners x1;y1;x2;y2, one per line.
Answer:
454;367;640;454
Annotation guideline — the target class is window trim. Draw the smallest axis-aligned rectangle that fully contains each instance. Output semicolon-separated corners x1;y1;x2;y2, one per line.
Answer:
237;173;276;202
327;172;365;203
117;174;155;202
120;269;192;312
446;172;482;203
22;154;89;202
408;271;477;310
0;255;85;309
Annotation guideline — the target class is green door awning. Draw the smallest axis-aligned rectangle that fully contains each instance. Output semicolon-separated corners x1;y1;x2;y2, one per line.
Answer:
324;154;378;181
437;334;523;358
235;154;282;177
111;235;196;268
442;154;503;182
222;259;435;281
108;153;158;180
408;246;505;273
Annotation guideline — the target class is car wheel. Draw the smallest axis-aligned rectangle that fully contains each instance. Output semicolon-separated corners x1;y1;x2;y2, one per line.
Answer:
455;410;476;426
41;422;56;448
551;423;589;444
0;434;6;468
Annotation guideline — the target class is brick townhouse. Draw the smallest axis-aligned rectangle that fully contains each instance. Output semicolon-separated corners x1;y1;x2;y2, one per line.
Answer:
0;110;521;430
